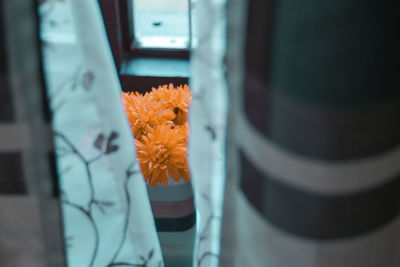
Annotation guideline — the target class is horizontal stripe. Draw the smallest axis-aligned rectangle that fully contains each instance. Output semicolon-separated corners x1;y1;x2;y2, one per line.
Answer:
0;124;30;151
230;190;318;266
151;197;194;218
147;178;193;202
236;112;400;194
230;189;400;267
266;90;400;159
155;212;196;232
0;196;46;266
240;151;400;239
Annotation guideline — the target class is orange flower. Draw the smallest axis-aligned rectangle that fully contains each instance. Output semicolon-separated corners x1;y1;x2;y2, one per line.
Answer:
171;122;190;143
172;84;192;125
150;84;192;125
135;125;190;187
122;84;192;187
122;91;175;140
149;84;172;103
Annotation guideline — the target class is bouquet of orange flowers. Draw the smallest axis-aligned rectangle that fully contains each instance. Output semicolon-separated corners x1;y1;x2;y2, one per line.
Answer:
122;84;192;187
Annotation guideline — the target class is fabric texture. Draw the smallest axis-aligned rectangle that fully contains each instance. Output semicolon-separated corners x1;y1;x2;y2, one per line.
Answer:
0;0;65;266
40;0;163;266
221;0;400;266
189;0;228;266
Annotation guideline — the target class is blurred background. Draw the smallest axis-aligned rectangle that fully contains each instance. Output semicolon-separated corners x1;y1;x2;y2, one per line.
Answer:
1;0;399;267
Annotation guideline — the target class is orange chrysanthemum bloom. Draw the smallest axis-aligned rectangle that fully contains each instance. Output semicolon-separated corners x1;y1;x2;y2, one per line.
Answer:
122;91;175;140
135;125;190;187
122;84;192;187
172;122;190;142
150;84;192;125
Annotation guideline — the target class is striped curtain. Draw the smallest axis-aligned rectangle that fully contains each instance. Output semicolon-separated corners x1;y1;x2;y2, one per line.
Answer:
0;0;65;266
221;0;400;266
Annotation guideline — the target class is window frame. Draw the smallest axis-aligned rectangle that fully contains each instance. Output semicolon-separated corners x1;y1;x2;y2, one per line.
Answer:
120;0;191;59
99;0;190;93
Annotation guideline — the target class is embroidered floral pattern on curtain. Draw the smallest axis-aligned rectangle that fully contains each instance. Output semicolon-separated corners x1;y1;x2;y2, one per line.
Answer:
40;0;163;266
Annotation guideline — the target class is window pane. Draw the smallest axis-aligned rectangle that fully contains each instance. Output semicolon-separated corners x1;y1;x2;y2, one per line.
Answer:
133;0;190;49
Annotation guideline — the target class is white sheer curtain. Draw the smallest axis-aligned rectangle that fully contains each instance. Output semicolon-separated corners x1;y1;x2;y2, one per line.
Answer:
40;0;230;265
189;0;228;266
41;0;163;266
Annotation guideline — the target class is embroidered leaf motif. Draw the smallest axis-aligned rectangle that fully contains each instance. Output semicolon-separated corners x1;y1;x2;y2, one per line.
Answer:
94;133;104;149
82;71;95;90
148;249;154;260
105;132;119;154
205;125;216;140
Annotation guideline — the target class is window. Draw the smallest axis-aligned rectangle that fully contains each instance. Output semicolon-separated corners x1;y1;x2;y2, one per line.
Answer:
131;0;194;50
100;0;195;92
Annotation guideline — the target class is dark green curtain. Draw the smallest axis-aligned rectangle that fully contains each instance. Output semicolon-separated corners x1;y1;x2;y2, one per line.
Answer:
221;0;400;266
245;0;399;159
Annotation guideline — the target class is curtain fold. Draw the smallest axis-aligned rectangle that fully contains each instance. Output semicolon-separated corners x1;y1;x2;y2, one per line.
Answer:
40;0;163;266
189;0;228;266
0;0;65;266
222;0;400;266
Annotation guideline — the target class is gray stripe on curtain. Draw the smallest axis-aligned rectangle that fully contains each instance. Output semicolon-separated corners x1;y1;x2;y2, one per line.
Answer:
240;150;400;239
0;124;31;151
265;89;400;160
234;189;399;267
236;112;400;194
0;196;47;267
